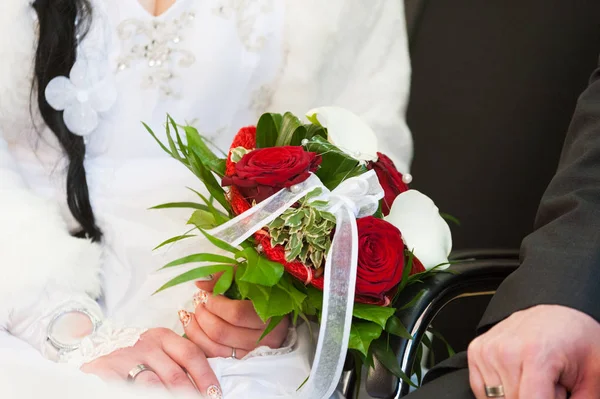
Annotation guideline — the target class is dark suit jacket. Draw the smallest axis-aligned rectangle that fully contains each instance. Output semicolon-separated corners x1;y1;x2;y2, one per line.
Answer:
424;55;600;383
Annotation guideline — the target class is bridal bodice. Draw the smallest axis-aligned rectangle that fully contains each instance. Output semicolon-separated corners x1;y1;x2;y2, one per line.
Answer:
10;0;288;318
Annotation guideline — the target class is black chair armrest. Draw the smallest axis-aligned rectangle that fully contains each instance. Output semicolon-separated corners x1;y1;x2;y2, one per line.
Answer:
365;252;520;398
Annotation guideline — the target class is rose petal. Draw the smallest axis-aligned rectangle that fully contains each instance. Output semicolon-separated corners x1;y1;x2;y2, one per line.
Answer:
385;190;452;270
44;76;76;111
306;106;379;162
63;102;99;137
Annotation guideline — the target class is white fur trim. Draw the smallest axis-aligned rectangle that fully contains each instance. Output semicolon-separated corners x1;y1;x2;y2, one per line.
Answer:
0;1;38;141
0;189;103;309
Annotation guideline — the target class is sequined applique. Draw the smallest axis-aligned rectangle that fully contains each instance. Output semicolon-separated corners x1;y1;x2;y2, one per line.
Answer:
116;11;197;96
212;0;274;52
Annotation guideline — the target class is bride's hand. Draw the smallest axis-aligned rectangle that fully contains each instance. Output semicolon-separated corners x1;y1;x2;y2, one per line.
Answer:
177;281;290;359
81;328;222;397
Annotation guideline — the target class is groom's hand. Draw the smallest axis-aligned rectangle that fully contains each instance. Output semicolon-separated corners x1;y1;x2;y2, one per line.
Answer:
467;305;600;399
179;281;290;359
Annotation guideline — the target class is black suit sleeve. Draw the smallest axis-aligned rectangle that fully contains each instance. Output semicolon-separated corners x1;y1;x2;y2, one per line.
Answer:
479;56;600;331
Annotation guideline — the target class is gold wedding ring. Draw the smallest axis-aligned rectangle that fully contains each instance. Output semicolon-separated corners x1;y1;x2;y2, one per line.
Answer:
485;385;505;397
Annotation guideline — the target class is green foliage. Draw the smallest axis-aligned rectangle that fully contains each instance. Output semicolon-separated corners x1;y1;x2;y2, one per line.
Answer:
160;253;237;269
256;113;282;148
144;116;231;214
385;316;413;340
275;112;306;147
267;190;335;269
371;337;417;388
352;303;396;330
154;264;234;293
236;247;285;287
187;210;218;229
153;234;196;251
230;146;253;163
348;322;384;358
304;136;368;189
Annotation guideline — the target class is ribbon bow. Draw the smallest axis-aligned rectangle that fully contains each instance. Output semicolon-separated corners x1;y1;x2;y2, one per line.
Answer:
208;170;384;398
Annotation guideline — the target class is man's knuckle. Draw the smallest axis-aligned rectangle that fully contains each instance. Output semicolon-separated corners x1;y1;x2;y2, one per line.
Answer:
468;339;482;357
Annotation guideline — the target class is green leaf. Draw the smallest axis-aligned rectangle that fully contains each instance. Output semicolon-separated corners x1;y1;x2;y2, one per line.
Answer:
253;286;286;321
303;123;327;142
143;122;172;156
186;187;230;225
278;274;307;309
348;321;384;357
153;234;196;251
428;327;456;357
256;113;282;148
397;250;415;294
385;316;413;340
165;117;181;158
150;202;211;212
306;113;321;126
306;285;324;311
187;210;218;229
225;281;243;300
213;267;234;295
160;253;237;269
304;136;367;189
353;303;396;330
258;315;284;342
188;152;231;212
414;341;424;384
181;123;224;176
398;290;426;311
237;248;285;286
371;337;418;388
440;212;461;227
275;112;305;147
154;265;232;293
198;229;239;254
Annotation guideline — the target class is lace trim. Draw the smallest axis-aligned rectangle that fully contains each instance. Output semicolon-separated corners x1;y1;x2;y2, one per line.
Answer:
60;320;147;368
242;327;297;360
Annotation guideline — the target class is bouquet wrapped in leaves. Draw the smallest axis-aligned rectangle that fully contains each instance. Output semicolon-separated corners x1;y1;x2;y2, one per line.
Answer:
146;107;453;398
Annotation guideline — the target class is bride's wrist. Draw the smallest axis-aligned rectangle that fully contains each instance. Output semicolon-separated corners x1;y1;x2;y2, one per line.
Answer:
59;320;148;369
44;307;101;361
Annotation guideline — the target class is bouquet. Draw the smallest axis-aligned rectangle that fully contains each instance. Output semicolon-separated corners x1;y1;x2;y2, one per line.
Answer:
145;107;453;397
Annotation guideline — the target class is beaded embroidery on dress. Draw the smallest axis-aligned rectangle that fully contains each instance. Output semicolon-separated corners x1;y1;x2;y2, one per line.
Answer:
116;10;197;96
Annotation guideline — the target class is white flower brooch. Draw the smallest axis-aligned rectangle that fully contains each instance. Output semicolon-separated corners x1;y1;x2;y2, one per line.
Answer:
45;58;117;136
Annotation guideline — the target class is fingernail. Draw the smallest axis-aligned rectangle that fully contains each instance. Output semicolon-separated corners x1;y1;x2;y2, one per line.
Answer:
193;290;209;308
206;385;222;399
178;310;192;328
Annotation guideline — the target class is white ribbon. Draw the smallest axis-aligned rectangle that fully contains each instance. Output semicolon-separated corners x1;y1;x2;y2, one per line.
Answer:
208;170;384;398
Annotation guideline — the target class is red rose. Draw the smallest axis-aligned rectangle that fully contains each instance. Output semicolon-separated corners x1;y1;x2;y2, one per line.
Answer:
222;146;322;203
356;216;405;300
368;152;409;216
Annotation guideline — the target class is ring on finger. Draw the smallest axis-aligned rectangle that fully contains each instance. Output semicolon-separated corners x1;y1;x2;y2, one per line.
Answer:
230;347;237;359
485;385;505;397
127;364;155;382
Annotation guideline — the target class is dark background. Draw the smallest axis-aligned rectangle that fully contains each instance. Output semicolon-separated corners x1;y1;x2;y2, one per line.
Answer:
404;0;600;360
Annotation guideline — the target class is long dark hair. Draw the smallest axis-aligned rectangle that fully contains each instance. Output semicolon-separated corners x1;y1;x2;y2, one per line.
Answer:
32;0;102;242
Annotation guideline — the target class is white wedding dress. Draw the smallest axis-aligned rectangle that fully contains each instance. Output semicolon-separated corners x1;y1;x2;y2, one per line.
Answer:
0;0;412;398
